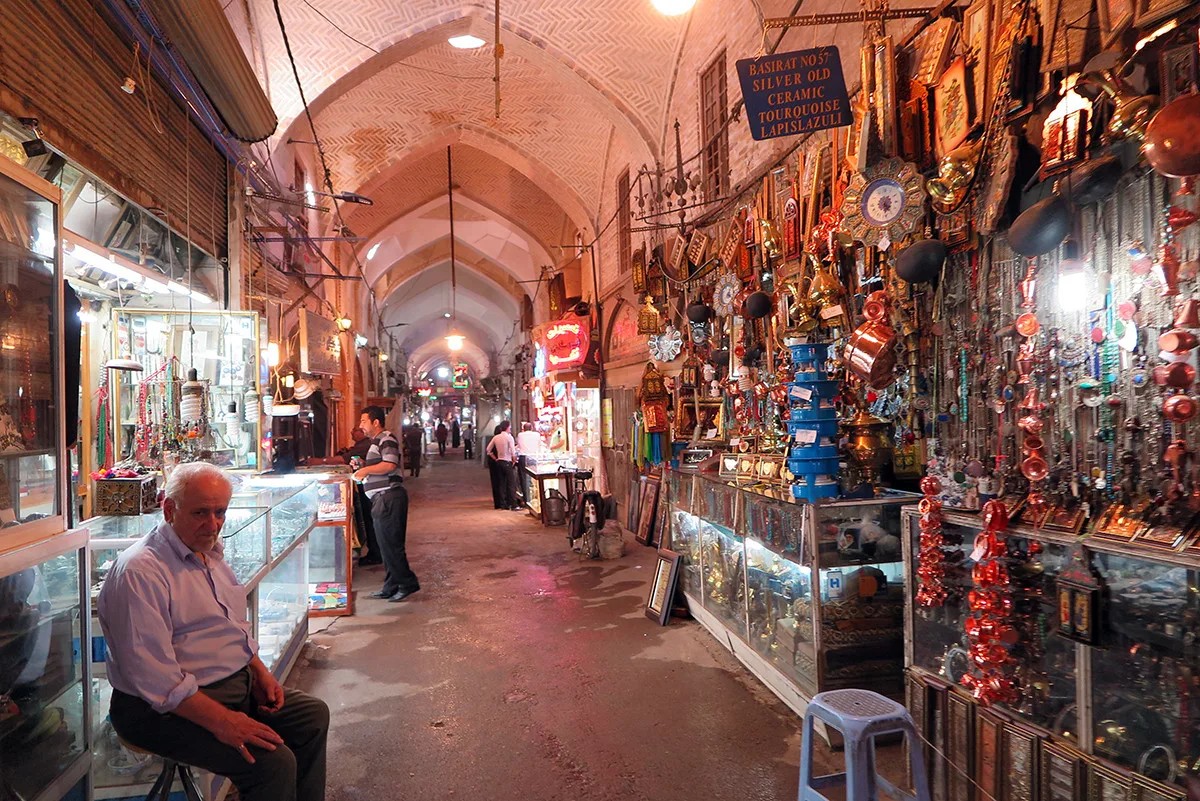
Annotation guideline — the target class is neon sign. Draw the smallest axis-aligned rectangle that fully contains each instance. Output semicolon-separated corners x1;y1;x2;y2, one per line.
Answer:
542;319;590;369
452;363;470;388
533;345;547;379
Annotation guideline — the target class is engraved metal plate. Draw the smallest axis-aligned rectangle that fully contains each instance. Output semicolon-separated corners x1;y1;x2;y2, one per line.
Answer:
947;689;975;801
1086;759;1133;801
1041;740;1085;801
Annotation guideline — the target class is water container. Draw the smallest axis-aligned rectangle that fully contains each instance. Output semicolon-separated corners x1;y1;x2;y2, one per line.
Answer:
544;489;567;526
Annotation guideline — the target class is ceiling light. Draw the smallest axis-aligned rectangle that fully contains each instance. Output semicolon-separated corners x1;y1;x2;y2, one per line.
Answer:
443;312;452;318
437;367;450;379
271;403;301;417
190;290;214;304
448;34;486;49
651;0;695;14
446;333;465;352
379;352;389;362
336;317;352;331
367;243;380;260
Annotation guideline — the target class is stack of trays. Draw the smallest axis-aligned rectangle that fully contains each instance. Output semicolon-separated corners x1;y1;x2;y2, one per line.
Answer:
787;343;840;501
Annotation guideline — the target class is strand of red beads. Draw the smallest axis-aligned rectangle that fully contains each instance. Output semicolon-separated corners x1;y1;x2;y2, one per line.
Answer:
915;475;948;607
961;499;1019;706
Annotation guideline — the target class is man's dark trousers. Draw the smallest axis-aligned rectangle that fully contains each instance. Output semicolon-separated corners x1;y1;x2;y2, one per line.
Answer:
110;667;329;801
371;480;420;595
353;482;380;561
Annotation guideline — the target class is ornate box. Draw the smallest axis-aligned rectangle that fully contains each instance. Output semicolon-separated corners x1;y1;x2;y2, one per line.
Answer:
93;475;158;516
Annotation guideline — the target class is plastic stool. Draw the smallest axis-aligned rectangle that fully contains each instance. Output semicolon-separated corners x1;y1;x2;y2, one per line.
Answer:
799;689;931;801
120;739;204;801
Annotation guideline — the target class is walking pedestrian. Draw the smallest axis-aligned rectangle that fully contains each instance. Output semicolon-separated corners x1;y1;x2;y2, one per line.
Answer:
354;406;420;603
463;423;474;459
451;418;461;449
435;420;449;456
485;423;504;508
403;424;424;477
485;421;521;511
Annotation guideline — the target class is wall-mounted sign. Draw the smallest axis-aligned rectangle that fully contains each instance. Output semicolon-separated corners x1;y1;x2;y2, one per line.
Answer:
299;310;341;375
534;316;591;371
452;363;470;388
736;46;852;141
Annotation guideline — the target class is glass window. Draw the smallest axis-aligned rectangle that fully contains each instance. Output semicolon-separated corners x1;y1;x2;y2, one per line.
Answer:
700;52;729;201
617;170;631;274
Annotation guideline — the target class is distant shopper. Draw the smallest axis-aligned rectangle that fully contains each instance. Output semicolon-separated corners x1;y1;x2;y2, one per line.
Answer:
515;423;543;503
98;462;330;801
463;423;474;460
435;421;449;456
485;423;504;508
403;425;424;478
451;418;461;449
354;406;419;603
486;421;521;511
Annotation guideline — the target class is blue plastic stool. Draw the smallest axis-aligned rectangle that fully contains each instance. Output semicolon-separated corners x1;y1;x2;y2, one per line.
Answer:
799;689;931;801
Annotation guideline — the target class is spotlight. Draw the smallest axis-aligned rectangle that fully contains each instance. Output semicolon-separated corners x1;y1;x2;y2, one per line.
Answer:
448;35;486;49
336;317;352;331
18;118;48;159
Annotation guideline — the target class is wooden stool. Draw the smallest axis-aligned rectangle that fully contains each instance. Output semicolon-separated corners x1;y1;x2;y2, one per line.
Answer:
119;739;205;801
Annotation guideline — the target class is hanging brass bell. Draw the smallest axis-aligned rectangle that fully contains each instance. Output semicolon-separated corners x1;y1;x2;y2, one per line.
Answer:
1075;69;1158;145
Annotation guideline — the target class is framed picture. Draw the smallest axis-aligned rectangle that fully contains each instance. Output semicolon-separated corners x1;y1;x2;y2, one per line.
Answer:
945;689;975;801
1040;740;1084;801
635;477;660;546
676;399;725;442
1136;0;1192;27
627;477;641;532
1160;43;1199;105
916;17;957;86
631;245;647;294
1131;773;1187;801
1098;0;1134;47
652;490;669;549
873;36;899;157
976;708;1007;801
935;57;972;157
1087;759;1134;801
1001;721;1041;801
963;0;992;113
645;548;682;625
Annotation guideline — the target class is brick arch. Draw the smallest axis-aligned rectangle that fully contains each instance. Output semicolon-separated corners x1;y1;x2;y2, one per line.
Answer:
371;236;532;310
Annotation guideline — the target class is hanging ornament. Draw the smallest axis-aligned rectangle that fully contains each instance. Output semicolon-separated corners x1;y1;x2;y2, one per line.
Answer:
1167;205;1199;234
915;475;948;607
649;325;683;362
713;273;740;316
689;322;709;346
960;499;1018;707
840;158;926;250
637;296;664;335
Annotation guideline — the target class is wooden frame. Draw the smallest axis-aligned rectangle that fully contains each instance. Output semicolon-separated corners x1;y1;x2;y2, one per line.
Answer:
1001;720;1042;801
963;0;992;114
1135;0;1192;27
945;688;975;801
627;477;641;532
635;476;661;546
652;491;669;549
676;399;725;442
1040;740;1085;801
935;56;972;157
645;548;682;625
1160;43;1199;106
1097;0;1135;47
1086;759;1134;801
976;707;1007;801
1131;773;1187;801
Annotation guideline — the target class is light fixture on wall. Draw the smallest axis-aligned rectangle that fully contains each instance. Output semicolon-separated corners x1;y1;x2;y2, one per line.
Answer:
366;243;381;260
379;352;390;362
448;34;486;49
650;0;696;15
336;317;352;331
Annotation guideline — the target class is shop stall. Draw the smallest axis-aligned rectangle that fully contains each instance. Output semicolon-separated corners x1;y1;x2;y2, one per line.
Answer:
0;155;93;801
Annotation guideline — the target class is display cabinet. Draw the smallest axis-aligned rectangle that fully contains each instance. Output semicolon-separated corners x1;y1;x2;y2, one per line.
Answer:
0;157;65;551
255;541;308;678
109;309;262;471
665;468;916;717
233;475;318;559
902;508;1200;801
0;529;91;801
308;478;353;616
523;455;577;524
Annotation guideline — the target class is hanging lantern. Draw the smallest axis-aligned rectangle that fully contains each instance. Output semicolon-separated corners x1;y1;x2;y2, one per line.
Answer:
180;368;205;424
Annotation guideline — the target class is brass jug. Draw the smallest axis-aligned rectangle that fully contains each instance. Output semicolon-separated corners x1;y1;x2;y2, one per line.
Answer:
806;255;846;328
928;139;983;211
1075;69;1158;145
842;408;893;490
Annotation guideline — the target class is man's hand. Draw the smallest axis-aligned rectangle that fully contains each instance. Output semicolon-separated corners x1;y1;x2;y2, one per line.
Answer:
352;467;369;482
251;669;285;713
213;710;284;763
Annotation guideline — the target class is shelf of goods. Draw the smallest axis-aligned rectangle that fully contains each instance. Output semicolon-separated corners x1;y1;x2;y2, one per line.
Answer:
901;507;1200;801
665;467;917;720
84;473;323;800
309;477;354;616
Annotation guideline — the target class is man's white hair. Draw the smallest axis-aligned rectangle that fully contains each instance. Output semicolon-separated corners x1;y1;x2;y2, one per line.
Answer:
164;462;233;504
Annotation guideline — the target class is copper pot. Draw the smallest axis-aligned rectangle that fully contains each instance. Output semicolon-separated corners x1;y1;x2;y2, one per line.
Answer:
1163;393;1199;423
1174;297;1200;329
843;320;898;389
1145;93;1200;178
1161;361;1197;390
1158;328;1198;354
1021;454;1049;481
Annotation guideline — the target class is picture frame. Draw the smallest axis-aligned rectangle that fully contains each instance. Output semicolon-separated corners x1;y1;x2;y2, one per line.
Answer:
945;689;975;801
1098;0;1134;48
916;17;957;86
1135;0;1193;27
645;548;682;625
652;490;669;549
1160;43;1199;106
635;476;660;546
1131;773;1187;801
676;399;725;442
1040;740;1085;801
873;36;899;157
935;57;972;157
963;0;992;114
631;244;647;294
1086;759;1134;801
1001;720;1042;801
975;707;1007;801
627;477;642;532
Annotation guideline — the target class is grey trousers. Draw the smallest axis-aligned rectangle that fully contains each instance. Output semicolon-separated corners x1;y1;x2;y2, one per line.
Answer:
110;667;329;801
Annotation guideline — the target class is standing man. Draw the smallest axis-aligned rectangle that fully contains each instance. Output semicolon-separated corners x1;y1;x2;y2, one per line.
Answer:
403;424;424;478
354;406;420;602
515;422;543;505
435;420;449;456
462;422;474;460
451;418;461;449
486;420;521;511
97;463;329;801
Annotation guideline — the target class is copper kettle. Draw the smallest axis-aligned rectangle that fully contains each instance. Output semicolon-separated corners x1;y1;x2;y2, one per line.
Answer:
928;139;983;211
806;254;846;327
843;291;898;390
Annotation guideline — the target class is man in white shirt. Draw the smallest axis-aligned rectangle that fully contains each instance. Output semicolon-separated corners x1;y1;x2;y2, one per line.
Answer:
515;423;543;504
485;421;521;510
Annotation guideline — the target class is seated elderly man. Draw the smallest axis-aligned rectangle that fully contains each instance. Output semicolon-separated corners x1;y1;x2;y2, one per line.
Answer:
98;462;329;801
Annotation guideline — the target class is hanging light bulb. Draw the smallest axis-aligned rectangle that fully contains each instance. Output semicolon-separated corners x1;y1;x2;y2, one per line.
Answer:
262;394;274;417
243;385;260;422
224;401;243;452
336;317;352;331
264;342;280;367
651;0;696;15
445;330;466;351
180;368;205;424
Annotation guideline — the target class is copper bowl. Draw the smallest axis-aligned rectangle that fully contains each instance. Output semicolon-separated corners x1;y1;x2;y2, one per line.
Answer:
1021;454;1049;481
843;320;898;390
1163;393;1199;423
1162;361;1197;389
1159;328;1198;354
1145;93;1200;178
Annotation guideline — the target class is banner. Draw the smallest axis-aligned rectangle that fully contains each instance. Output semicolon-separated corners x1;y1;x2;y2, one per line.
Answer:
736;46;852;141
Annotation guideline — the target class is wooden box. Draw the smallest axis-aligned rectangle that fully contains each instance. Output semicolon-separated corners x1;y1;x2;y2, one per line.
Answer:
94;475;158;516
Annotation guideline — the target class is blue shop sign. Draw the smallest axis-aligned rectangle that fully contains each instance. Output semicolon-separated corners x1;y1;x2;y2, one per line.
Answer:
736;46;852;141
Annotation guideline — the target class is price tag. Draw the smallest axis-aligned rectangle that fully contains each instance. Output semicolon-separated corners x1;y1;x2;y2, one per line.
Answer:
730;437;741;448
794;428;818;444
789;385;813;401
819;304;844;320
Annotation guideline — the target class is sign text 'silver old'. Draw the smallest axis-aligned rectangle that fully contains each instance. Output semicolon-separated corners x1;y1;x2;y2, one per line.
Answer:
736;46;852;141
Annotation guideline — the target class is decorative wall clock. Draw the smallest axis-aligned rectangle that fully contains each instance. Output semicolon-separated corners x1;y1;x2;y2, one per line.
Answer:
840;158;926;250
714;273;740;316
649;325;683;362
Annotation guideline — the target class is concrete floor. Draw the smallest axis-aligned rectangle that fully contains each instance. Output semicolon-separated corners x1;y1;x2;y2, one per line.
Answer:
291;450;897;801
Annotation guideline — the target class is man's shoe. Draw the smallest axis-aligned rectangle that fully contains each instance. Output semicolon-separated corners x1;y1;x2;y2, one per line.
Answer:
509;506;525;511
358;557;382;566
367;589;396;599
388;588;419;602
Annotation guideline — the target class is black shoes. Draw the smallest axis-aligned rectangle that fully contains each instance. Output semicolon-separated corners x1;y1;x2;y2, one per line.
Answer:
367;589;394;599
388;588;419;602
358;557;382;566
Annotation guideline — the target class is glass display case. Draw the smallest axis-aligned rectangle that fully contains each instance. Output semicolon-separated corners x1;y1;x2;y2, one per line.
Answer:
569;385;600;477
233;475;318;560
109;309;261;470
0;529;91;801
523;454;577;524
0;157;64;549
665;468;916;713
308;478;353;616
902;508;1200;801
256;541;308;678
